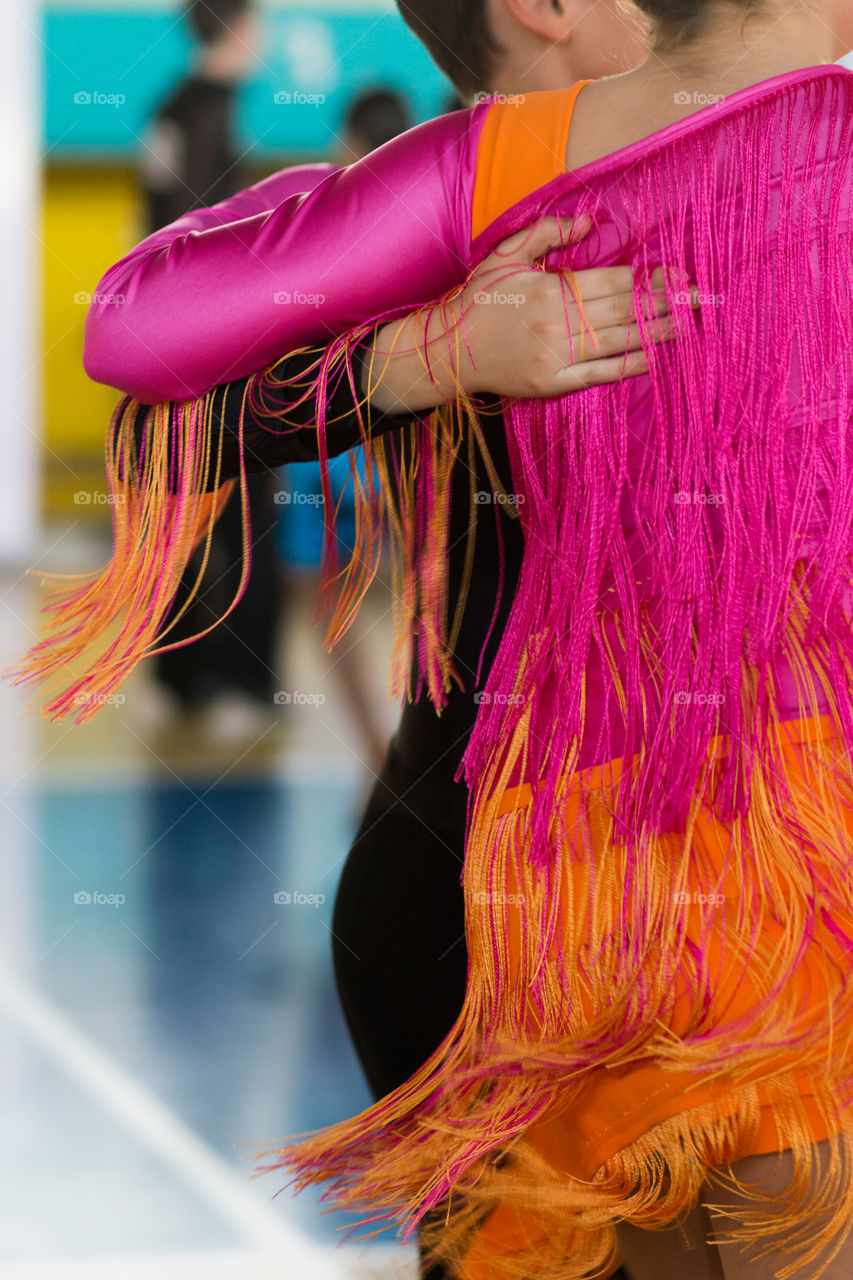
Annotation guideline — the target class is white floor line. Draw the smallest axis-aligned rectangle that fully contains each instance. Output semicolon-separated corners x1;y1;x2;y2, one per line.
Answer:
0;1245;418;1280
0;971;331;1263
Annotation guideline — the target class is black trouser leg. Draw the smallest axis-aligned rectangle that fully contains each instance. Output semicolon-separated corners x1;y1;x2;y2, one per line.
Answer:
154;471;281;703
332;781;467;1277
332;784;468;1100
332;771;630;1280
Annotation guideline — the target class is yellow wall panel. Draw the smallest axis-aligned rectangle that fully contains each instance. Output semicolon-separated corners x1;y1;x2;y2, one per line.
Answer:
41;166;145;511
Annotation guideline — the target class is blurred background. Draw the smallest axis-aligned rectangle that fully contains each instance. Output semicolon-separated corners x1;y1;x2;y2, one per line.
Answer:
0;1;458;1276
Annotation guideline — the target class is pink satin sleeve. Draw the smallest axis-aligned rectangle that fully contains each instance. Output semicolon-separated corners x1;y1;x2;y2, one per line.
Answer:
83;105;491;404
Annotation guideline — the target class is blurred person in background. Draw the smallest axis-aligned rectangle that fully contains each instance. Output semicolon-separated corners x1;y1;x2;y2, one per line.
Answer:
140;0;283;746
339;86;413;161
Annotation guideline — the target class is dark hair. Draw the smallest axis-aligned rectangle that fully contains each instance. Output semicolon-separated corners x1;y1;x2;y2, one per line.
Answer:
395;0;501;99
631;0;762;50
184;0;251;46
344;89;414;153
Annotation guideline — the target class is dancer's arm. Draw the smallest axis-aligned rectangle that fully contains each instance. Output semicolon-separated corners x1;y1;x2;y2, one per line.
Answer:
126;209;676;495
83;106;491;403
87;113;675;411
127;215;670;495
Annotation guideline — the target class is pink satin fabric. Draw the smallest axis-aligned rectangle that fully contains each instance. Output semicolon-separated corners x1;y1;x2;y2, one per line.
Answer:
83;105;491;403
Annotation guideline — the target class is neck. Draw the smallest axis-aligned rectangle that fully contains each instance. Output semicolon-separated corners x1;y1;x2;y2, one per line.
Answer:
633;2;836;88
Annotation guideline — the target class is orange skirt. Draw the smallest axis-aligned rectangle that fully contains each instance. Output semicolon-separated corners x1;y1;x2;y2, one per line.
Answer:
460;711;853;1278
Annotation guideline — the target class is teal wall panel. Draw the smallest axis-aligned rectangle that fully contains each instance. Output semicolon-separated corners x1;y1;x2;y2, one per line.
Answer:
43;6;454;159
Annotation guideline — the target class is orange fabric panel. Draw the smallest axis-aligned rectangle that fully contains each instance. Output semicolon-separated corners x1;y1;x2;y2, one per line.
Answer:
470;80;593;243
496;713;849;1178
460;713;852;1277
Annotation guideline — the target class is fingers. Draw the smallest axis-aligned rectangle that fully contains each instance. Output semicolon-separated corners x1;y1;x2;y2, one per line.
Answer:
509;314;675;397
558;315;676;364
552;349;652;392
564;265;701;314
490;215;592;265
565;284;668;334
549;282;691;353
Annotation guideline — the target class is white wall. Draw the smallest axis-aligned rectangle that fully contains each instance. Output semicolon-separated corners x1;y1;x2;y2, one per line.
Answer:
0;0;39;563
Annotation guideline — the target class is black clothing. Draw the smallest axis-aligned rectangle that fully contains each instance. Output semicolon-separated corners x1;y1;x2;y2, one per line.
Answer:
142;74;244;230
152;468;282;704
140;70;284;705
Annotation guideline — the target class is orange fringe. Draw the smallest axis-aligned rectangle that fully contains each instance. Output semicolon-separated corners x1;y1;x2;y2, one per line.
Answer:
5;275;515;724
6;392;246;722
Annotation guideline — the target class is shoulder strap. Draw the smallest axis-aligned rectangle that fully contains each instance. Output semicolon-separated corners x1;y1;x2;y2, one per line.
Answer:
470;80;593;243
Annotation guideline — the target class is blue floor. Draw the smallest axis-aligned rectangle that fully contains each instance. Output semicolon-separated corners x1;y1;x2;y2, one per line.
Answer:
0;555;416;1277
0;767;408;1270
